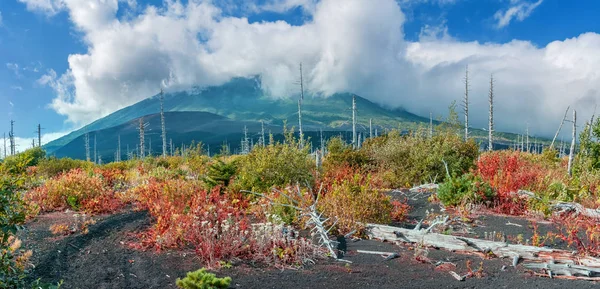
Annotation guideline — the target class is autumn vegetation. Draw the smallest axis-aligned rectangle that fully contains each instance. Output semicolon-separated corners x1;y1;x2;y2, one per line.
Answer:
4;113;600;286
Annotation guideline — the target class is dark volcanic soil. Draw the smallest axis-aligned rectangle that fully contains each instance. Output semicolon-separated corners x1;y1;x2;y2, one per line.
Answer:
18;194;599;289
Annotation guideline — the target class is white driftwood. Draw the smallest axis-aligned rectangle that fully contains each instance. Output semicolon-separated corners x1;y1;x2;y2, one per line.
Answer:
365;223;600;267
523;262;600;279
516;190;600;219
409;183;439;193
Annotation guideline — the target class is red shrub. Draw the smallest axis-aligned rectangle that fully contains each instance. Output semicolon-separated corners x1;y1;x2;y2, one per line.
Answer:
25;168;123;215
391;199;411;222
551;213;600;257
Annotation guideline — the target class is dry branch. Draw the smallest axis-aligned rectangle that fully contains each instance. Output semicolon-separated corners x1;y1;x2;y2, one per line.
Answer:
366;223;600;267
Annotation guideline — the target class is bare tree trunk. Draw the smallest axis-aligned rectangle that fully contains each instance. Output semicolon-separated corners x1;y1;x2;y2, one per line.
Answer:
37;124;42;147
94;134;97;164
568;110;577;176
369;118;373;139
352;95;357;149
261;121;265;147
463;65;469;141
2;132;6;159
429;112;433;138
298;100;304;148
117;135;121;162
550;106;570;150
9;120;15;155
160;89;167;157
139;118;145;158
85;132;90;162
526;124;530;153
488;74;494;151
170;139;173;156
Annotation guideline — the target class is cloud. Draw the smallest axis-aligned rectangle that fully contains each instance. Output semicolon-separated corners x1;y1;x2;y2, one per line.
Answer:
20;0;600;139
494;0;543;29
10;86;23;91
6;63;22;78
13;131;69;154
0;10;3;26
17;0;66;16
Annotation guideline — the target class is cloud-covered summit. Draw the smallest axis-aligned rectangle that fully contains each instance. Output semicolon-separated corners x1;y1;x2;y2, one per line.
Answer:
19;0;600;138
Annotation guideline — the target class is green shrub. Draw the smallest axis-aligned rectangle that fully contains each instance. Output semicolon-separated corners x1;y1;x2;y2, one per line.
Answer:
233;128;314;193
437;173;495;207
0;177;28;288
0;147;46;175
36;157;92;178
203;159;237;190
367;129;478;188
323;136;372;171
176;268;231;289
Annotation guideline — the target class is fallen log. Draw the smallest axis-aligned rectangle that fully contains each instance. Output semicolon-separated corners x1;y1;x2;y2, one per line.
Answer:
524;262;600;279
366;223;600;267
516;190;600;219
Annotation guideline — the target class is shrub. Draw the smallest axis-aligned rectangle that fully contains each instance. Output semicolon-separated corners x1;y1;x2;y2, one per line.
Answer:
390;199;411;223
323;136;372;171
25;168;122;215
0;147;46;175
366;129;478;188
437;173;495;207
176;268;231;289
233;128;314;194
203;159;237;190
35;157;92;178
0;177;30;288
318;169;392;234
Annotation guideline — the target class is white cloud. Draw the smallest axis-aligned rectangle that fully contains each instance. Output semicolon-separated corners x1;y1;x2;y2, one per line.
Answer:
17;0;66;16
19;0;600;139
10;86;23;91
494;0;543;29
6;63;22;78
13;131;69;154
0;11;3;26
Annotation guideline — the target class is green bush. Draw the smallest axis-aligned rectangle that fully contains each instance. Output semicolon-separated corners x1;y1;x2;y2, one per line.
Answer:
176;268;231;289
367;129;479;188
0;177;28;288
0;147;46;175
203;159;238;190
437;173;495;207
323;136;372;171
233;128;314;193
36;157;92;178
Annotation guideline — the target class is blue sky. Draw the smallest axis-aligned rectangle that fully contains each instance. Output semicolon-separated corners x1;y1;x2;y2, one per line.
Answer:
1;0;599;151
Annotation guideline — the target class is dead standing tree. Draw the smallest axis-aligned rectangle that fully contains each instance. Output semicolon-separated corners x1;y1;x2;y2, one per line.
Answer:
84;132;90;162
550;106;570;150
160;89;167;157
462;65;470;141
139;118;146;158
352;95;357;149
488;74;494;151
568;109;577;176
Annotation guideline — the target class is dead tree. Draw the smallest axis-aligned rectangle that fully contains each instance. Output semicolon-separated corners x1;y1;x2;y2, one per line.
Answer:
94;134;97;164
139;118;145;158
84;133;90;162
298;100;304;148
148;137;152;156
526;124;530;153
488;75;494;151
31;139;35;148
429;112;433;138
170;138;174;156
37;124;42;147
369;118;373;139
550;106;570;150
2;132;6;159
261;121;266;147
352;95;357;149
9;120;15;156
160;89;167;157
463;65;470;141
568;110;576;176
116;135;121;162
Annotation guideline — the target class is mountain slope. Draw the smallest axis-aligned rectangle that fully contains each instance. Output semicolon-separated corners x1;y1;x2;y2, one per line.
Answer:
45;77;428;155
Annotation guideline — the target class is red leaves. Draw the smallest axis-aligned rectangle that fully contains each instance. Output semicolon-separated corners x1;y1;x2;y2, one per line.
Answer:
391;199;411;223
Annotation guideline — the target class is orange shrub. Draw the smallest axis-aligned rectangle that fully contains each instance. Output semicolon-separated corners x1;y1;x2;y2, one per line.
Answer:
25;168;123;215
